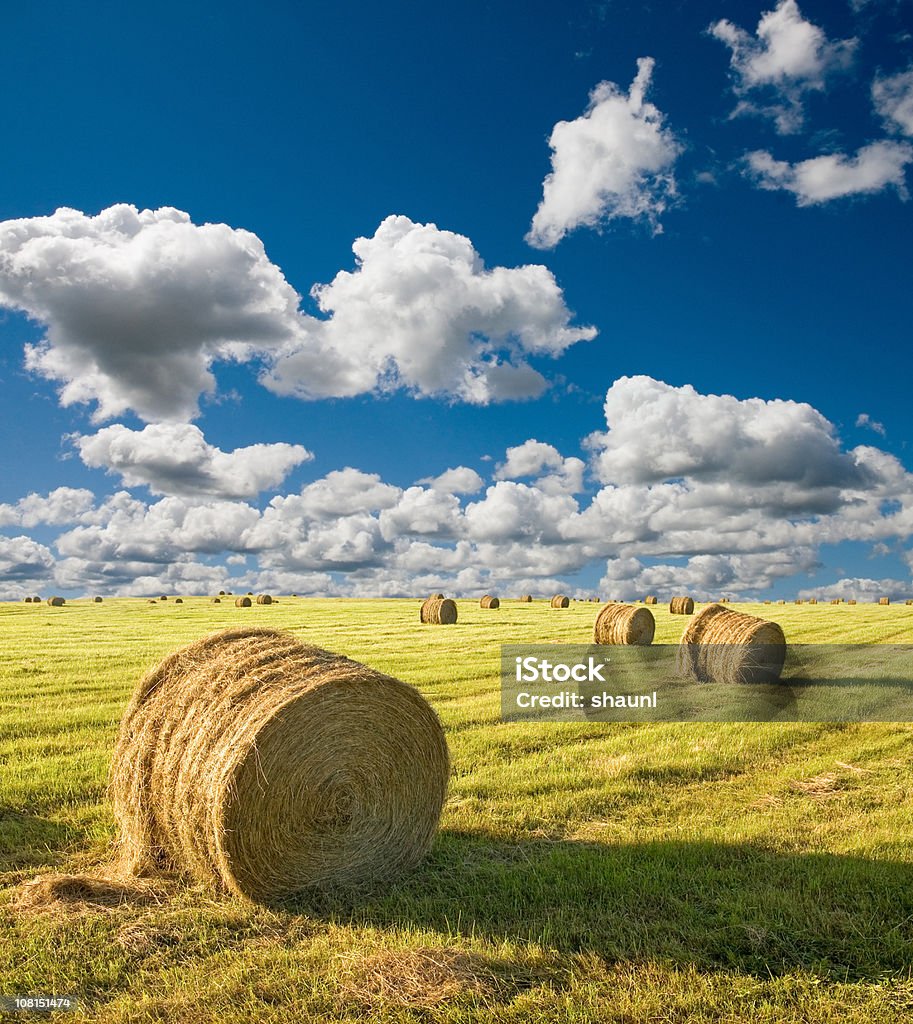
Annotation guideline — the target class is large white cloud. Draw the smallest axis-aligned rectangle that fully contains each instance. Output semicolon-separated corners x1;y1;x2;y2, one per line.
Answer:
525;58;681;249
0;535;56;583
263;215;596;403
0;207;595;417
873;65;913;137
745;141;913;204
709;0;856;133
0;487;96;528
74;423;311;498
0;205;302;422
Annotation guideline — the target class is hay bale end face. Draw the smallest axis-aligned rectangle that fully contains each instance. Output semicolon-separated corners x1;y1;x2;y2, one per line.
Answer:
550;595;570;609
235;597;252;608
479;595;500;609
420;598;457;624
256;594;273;605
669;596;694;615
47;596;65;607
677;604;786;686
108;627;449;901
593;603;655;645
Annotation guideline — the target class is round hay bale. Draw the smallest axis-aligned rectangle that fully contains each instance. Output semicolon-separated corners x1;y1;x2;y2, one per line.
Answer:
776;600;786;605
809;598;818;605
906;600;913;606
593;603;655;645
31;596;41;603
763;600;771;605
212;598;221;604
879;597;890;606
174;598;183;604
24;596;32;603
479;595;500;609
669;596;694;615
550;595;570;609
677;604;786;686
518;595;533;602
428;592;445;600
847;599;857;605
235;597;252;608
160;596;168;601
644;595;658;606
108;627;449;900
218;590;226;596
94;596;103;603
794;599;803;605
247;592;254;596
46;596;65;607
420;598;457;624
256;594;273;605
147;599;157;604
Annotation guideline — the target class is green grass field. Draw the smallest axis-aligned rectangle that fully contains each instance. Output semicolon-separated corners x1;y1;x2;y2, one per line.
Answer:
2;597;913;1022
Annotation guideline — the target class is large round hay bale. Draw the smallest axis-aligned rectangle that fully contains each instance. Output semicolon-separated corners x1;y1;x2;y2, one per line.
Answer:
550;595;570;609
644;595;658;606
47;596;65;607
593;603;655;645
256;594;273;605
518;595;533;602
94;596;103;603
479;595;500;609
235;597;252;608
420;598;457;624
108;627;449;901
669;596;694;615
879;597;890;605
677;604;786;686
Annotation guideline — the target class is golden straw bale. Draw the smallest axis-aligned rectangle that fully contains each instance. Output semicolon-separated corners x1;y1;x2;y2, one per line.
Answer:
420;598;457;624
550;595;570;609
669;596;694;615
593;603;655;645
46;596;65;607
879;597;890;605
108;627;449;900
235;597;252;608
479;595;500;609
256;595;273;605
677;604;786;686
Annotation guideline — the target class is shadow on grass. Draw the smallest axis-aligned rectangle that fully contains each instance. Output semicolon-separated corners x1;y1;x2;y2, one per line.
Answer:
0;805;79;873
289;830;913;981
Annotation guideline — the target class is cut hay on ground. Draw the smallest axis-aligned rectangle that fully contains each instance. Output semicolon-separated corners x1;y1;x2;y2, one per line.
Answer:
15;873;165;912
109;627;449;901
677;604;786;686
420;598;457;624
593;603;655;645
669;596;694;615
550;595;570;609
479;595;500;609
46;596;65;607
257;594;273;605
235;597;252;608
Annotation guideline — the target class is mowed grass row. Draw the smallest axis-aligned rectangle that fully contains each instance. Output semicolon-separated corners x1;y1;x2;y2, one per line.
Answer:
1;598;913;1023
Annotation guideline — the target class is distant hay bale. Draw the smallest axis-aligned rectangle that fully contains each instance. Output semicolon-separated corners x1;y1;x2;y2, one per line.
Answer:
776;600;786;605
809;598;817;605
212;598;221;604
879;597;890;605
550;595;570;609
428;593;445;601
794;599;803;605
420;598;457;625
160;596;168;601
593;603;655;645
24;597;32;603
147;600;157;605
235;597;252;608
218;590;226;596
174;598;183;604
518;595;533;602
31;596;40;603
247;592;254;596
669;596;694;615
46;596;65;607
906;600;913;606
847;599;857;605
479;595;500;609
256;595;273;605
644;595;658;606
677;604;786;686
763;600;771;605
108;627;449;900
830;599;840;605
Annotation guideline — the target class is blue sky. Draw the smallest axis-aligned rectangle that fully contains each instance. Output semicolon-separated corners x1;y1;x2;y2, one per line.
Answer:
1;0;912;600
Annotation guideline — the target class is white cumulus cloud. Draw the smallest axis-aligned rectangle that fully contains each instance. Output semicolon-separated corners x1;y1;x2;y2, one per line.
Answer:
709;0;856;133
73;422;312;499
525;58;682;248
264;215;596;403
873;65;913;137
745;141;913;204
0;487;96;528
